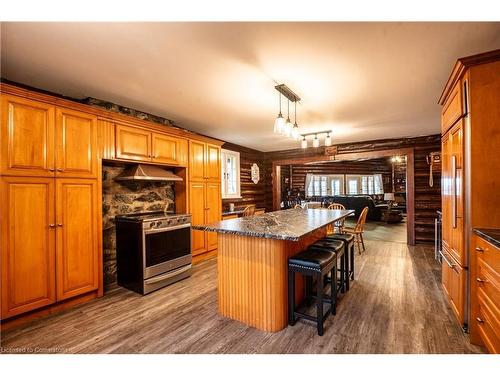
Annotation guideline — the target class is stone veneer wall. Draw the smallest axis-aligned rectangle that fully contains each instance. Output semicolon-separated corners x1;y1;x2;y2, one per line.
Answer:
102;164;175;287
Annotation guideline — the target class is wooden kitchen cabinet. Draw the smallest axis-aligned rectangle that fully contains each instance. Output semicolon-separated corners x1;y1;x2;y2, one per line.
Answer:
1;95;55;177
115;124;152;162
189;140;221;182
1;177;56;319
56;179;99;301
189;181;207;256
152;133;187;166
205;182;221;251
441;245;466;324
56;108;98;179
206;143;221;182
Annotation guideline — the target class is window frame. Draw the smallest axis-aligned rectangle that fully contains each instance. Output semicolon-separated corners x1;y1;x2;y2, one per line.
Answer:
221;149;241;199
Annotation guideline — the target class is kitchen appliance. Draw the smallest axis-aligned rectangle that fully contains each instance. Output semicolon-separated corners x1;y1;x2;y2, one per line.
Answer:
115;211;192;294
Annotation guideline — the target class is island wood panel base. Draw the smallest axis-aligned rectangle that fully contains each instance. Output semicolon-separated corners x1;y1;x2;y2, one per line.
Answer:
217;227;327;332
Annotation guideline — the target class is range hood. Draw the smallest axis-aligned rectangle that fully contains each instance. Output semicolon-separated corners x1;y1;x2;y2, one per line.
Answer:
114;164;183;182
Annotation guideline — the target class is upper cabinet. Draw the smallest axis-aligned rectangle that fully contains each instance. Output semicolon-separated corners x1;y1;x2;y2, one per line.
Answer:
189;140;221;182
115;123;187;166
115;124;152;162
1;95;98;179
55;108;98;179
1;95;55;177
441;81;465;134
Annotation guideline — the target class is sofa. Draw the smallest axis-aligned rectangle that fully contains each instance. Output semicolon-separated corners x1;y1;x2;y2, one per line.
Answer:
320;195;383;221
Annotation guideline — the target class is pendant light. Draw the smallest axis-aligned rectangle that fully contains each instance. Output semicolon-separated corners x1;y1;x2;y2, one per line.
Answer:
301;136;307;149
284;100;293;137
291;101;300;140
325;132;332;146
312;134;320;148
274;92;285;134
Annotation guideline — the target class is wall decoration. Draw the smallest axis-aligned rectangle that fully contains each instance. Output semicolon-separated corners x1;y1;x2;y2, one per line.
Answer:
251;163;260;184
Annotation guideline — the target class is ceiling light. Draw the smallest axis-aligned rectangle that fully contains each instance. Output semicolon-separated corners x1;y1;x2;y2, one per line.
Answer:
325;132;332;147
313;134;319;148
274;92;285;134
273;83;300;139
301;136;307;149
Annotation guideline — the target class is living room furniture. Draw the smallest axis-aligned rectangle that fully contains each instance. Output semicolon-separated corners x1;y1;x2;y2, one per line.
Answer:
343;206;369;254
381;209;404;224
322;195;381;221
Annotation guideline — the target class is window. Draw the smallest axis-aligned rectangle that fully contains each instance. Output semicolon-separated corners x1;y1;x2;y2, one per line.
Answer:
306;174;344;197
346;174;384;195
221;149;241;199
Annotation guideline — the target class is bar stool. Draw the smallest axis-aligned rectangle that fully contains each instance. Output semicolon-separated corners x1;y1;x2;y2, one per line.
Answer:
288;248;337;336
326;233;355;284
309;239;347;293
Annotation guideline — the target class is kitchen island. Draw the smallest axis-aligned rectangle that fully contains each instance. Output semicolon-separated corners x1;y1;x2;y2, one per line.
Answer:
193;208;354;332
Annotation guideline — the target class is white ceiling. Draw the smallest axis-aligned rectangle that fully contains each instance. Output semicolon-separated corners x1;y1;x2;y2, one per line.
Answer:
1;22;499;151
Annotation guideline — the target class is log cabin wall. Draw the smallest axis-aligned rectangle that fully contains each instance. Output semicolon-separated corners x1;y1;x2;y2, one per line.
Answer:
262;135;441;243
221;142;267;211
287;158;393;197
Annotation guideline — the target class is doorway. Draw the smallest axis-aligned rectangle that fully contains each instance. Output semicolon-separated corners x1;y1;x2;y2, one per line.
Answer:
272;147;415;245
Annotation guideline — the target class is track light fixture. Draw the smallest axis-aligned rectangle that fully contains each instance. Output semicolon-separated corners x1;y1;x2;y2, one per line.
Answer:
299;131;334;149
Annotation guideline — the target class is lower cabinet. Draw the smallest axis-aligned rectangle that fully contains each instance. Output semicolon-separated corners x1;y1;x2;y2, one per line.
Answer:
188;181;221;257
1;176;99;319
56;179;99;301
441;245;466;325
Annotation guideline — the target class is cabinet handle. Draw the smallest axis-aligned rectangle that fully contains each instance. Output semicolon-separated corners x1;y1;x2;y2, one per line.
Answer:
49;168;55;172
152;155;156;158
57;223;63;227
476;277;486;283
48;224;56;228
57;168;63;172
451;155;457;229
439;251;455;269
476;317;484;324
475;246;484;253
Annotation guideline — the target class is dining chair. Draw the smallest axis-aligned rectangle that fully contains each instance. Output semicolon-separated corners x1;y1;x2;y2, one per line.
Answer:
242;204;256;217
342;206;369;254
327;203;346;234
294;204;303;209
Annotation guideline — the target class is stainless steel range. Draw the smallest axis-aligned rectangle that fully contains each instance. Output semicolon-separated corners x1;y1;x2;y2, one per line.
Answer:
115;211;192;294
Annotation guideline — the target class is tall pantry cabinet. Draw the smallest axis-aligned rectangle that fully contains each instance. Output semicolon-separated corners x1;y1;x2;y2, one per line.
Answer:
188;140;221;259
1;94;101;319
439;50;500;352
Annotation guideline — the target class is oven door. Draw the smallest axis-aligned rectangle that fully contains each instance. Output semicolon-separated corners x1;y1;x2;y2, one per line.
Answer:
143;224;191;279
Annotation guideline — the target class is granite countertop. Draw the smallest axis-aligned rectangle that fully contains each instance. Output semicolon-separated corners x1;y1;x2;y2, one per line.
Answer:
193;208;355;241
473;228;500;248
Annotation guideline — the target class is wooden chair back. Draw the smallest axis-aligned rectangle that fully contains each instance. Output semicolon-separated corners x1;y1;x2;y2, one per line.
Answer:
327;203;345;210
293;204;302;209
355;206;369;233
242;204;256;217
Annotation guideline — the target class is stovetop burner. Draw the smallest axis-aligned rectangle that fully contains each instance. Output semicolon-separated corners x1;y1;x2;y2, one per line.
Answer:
116;211;192;229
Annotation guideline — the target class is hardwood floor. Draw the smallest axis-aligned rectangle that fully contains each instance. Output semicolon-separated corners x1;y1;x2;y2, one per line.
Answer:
0;238;482;354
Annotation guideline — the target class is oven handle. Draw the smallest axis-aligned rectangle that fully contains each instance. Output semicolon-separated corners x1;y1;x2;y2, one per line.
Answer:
144;223;191;234
144;264;192;285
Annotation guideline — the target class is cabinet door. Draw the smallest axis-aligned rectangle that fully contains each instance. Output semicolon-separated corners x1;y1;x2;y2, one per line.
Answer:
55;108;98;178
1;177;56;318
441;246;466;325
189;140;206;182
189;182;207;256
152;133;180;165
115;124;152;162
441;134;452;250
1;95;55;177
56;179;99;301
450;121;465;266
205;182;221;251
206;143;221;182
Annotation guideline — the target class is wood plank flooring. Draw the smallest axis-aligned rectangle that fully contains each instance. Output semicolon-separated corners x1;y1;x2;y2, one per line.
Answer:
0;234;483;354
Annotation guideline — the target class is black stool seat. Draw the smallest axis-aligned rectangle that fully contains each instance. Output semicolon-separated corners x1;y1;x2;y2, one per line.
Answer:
327;233;354;242
288;248;336;271
310;239;347;293
288;248;338;336
326;233;355;285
